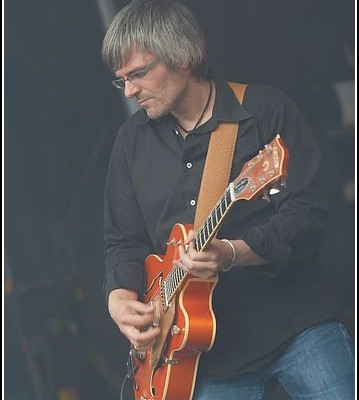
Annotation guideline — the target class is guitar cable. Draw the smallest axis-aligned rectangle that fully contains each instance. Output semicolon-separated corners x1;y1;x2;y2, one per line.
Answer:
120;349;138;400
119;373;129;400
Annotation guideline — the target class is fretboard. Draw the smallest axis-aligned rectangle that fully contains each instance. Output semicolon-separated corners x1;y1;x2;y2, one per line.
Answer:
194;186;234;252
159;184;234;309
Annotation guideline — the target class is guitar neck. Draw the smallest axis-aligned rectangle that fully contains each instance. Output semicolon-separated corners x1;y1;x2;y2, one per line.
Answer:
160;185;234;308
194;185;234;252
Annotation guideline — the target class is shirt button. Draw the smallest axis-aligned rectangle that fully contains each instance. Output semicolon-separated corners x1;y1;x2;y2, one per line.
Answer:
190;199;196;206
186;162;193;169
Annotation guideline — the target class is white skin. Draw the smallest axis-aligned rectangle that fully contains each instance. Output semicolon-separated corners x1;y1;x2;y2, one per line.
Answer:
108;49;268;350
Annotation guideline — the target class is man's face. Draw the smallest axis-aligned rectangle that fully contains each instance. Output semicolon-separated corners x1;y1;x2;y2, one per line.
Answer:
114;50;191;119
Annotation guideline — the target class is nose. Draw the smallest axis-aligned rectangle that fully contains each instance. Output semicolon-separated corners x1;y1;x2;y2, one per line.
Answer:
124;80;140;98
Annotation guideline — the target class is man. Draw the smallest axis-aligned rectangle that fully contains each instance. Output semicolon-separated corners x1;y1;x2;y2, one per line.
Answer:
101;0;354;398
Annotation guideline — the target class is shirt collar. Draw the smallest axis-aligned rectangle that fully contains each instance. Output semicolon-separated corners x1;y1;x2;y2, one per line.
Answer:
212;76;252;123
193;77;252;134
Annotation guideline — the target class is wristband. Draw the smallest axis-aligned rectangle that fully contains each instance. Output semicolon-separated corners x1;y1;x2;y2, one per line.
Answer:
221;239;236;272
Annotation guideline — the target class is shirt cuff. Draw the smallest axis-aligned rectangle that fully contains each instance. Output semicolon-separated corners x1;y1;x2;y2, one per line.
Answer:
103;260;145;304
241;226;292;276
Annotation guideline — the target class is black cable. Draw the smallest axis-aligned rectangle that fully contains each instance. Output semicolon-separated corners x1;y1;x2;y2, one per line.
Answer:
119;373;129;400
120;350;137;400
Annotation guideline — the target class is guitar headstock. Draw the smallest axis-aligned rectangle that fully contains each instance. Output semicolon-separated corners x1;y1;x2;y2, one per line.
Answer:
231;135;289;202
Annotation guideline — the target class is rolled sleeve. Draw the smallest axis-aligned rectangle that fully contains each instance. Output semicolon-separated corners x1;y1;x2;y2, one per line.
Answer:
240;91;329;274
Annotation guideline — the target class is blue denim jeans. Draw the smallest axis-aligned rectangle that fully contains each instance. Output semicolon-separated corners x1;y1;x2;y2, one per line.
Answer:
194;320;355;400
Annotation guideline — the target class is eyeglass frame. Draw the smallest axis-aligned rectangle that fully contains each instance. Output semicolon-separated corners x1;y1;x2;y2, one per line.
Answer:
112;58;160;90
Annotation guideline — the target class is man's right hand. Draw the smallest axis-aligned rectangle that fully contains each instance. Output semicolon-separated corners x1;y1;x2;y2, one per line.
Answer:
108;288;160;350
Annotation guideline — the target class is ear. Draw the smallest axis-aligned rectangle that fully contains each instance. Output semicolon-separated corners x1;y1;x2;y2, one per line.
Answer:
179;61;193;76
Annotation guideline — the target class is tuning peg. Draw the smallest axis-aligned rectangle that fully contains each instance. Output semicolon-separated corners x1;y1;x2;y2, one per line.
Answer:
269;188;280;195
268;178;287;196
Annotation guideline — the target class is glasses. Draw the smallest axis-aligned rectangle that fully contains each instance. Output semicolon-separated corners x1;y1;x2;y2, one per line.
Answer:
112;58;160;90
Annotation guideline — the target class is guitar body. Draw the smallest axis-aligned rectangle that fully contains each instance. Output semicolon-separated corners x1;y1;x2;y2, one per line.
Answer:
133;223;218;400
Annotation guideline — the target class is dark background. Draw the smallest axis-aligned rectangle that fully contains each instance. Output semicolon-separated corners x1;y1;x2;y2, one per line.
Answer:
4;1;355;399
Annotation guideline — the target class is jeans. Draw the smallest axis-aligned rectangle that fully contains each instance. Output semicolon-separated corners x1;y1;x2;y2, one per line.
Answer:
193;320;355;400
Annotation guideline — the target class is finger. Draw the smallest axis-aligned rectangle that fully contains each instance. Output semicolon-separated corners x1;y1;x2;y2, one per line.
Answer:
129;326;160;349
185;230;197;245
174;258;187;272
128;301;154;315
187;238;197;253
178;243;188;260
121;312;155;329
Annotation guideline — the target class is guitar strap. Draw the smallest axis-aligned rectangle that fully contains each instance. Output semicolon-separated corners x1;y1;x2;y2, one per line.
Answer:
193;82;248;230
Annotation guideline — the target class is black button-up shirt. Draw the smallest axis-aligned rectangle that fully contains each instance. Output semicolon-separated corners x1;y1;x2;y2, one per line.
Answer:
104;78;339;377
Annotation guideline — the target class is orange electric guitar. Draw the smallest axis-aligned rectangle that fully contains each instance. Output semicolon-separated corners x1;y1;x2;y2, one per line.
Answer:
129;135;289;400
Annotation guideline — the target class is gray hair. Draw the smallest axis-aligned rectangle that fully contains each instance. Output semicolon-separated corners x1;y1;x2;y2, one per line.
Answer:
101;0;208;79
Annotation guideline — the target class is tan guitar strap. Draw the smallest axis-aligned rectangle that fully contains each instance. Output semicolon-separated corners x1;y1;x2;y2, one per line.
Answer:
193;82;247;230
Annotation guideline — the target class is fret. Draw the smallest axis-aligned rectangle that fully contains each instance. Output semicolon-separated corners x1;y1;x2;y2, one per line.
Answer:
194;238;200;252
180;268;185;279
198;232;204;249
223;196;228;212
223;193;228;208
168;277;173;300
169;275;174;298
205;220;211;238
220;197;226;214
172;269;177;288
210;214;215;231
164;279;169;303
213;207;218;224
174;268;179;286
201;229;208;246
196;234;202;252
215;206;221;223
199;226;204;245
219;199;223;215
226;190;232;208
201;230;207;249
